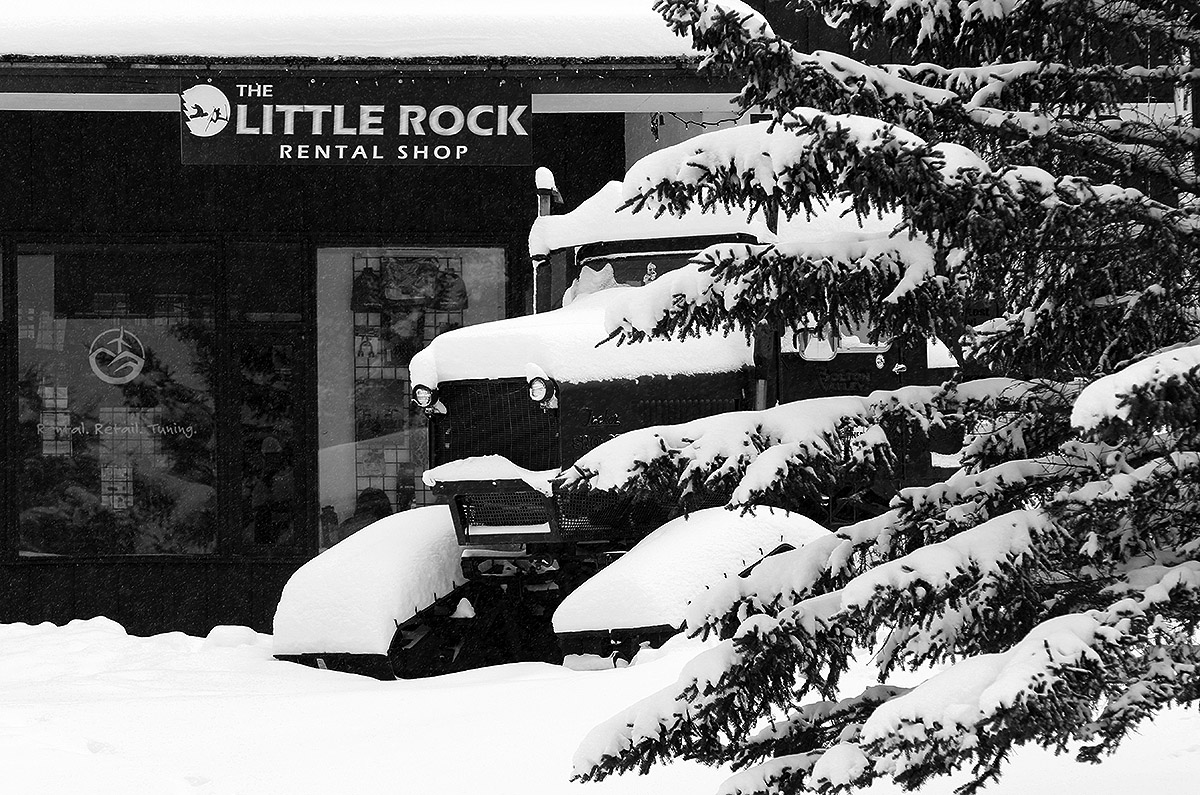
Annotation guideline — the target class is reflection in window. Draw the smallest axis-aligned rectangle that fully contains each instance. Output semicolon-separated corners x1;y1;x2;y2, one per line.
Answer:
14;245;217;556
315;247;506;549
238;340;302;546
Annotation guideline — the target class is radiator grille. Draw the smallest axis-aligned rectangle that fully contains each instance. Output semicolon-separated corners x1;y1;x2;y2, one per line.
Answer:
637;397;740;427
434;379;559;470
458;491;550;527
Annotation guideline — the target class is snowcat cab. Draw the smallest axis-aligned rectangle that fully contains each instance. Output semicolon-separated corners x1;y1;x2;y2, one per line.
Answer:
417;179;951;549
274;173;956;679
405;177;953;662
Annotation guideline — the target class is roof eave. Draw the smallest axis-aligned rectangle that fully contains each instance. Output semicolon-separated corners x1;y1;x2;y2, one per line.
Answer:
0;54;705;73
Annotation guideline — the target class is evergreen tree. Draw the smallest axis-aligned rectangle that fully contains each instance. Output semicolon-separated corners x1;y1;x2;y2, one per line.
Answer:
570;1;1200;791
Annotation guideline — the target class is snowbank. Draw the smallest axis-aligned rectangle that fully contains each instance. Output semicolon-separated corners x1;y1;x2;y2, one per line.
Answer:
272;506;464;655
3;618;1200;794
0;1;754;59
408;287;753;386
553;506;831;633
0;617;727;795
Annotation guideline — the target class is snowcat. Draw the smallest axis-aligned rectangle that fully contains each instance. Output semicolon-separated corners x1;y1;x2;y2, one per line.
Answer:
273;171;957;678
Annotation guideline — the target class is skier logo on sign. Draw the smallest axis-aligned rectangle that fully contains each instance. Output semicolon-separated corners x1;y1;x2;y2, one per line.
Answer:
180;84;231;138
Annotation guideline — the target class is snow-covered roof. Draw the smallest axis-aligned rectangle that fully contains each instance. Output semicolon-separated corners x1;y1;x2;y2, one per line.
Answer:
0;1;747;60
418;185;904;387
408;287;754;386
529;181;898;257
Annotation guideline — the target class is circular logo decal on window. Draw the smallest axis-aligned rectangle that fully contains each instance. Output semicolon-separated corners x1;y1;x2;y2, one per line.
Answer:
180;84;231;138
89;327;146;385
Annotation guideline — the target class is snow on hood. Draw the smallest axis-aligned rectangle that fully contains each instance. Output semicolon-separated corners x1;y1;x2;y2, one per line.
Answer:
552;506;831;634
408;287;754;387
529;180;899;258
0;0;755;59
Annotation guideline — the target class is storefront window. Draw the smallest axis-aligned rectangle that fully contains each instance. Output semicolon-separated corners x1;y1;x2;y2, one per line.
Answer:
237;335;304;547
14;245;218;555
315;247;506;549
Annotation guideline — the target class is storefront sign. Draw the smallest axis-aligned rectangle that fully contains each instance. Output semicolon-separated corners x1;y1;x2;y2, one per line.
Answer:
179;78;532;166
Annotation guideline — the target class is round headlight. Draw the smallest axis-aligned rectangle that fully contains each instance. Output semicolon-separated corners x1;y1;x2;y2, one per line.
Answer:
412;384;437;408
528;377;554;403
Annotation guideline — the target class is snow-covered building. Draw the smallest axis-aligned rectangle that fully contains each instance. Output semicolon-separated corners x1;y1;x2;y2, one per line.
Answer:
0;1;865;635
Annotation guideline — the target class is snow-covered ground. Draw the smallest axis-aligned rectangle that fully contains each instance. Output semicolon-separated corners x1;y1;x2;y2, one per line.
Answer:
2;618;1197;795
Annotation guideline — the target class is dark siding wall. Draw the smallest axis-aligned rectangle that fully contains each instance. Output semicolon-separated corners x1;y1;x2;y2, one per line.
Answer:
0;111;532;238
0;107;627;635
0;110;626;239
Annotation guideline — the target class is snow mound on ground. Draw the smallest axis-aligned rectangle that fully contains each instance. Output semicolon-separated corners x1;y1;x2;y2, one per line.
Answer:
4;618;1200;794
202;625;269;650
272;506;465;656
552;506;831;634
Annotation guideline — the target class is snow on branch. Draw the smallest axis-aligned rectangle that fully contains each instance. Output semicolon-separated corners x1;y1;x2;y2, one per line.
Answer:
682;445;1086;642
1072;342;1200;436
716;682;912;795
573;3;1200;793
619;108;1200;261
656;0;1200;195
1105;559;1200;611
854;611;1122;791
814;0;1199;55
1055;450;1200;566
683;531;857;640
620;106;968;223
888;61;1200;106
733;684;911;772
574;508;1059;785
559;382;941;514
559;377;1065;533
602;231;947;345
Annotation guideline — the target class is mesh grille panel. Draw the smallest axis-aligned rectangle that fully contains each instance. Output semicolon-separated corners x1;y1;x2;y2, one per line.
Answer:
637;397;740;426
554;490;665;541
459;491;549;527
436;379;559;470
